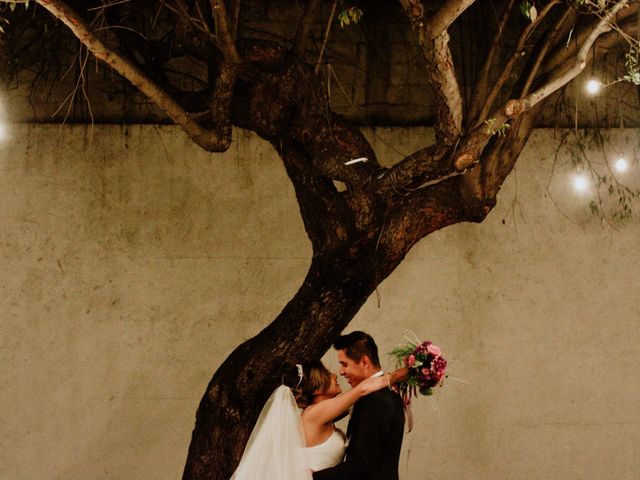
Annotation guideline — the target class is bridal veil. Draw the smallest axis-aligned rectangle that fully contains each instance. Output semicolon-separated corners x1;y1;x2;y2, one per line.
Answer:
230;385;312;480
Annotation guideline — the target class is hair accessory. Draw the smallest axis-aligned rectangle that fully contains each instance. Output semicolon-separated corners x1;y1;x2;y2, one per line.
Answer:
295;364;304;389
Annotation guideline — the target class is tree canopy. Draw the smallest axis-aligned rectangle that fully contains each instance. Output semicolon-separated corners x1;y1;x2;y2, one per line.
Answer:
0;1;638;479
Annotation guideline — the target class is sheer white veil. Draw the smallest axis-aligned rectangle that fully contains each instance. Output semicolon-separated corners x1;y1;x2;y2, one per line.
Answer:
230;385;311;480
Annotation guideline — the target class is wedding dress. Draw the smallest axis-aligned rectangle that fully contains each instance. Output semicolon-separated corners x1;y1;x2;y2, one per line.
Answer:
307;429;346;471
230;386;346;479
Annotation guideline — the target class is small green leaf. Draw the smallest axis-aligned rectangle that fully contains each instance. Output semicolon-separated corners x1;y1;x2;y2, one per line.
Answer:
520;0;533;18
338;6;363;28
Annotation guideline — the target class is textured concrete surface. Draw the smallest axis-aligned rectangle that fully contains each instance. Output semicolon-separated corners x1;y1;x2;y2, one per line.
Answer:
1;124;638;479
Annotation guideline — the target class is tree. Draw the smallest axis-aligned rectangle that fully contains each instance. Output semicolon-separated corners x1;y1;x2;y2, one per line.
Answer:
0;1;637;478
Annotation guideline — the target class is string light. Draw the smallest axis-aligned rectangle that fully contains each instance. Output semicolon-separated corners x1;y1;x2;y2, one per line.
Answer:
614;157;628;173
585;79;602;95
572;173;590;193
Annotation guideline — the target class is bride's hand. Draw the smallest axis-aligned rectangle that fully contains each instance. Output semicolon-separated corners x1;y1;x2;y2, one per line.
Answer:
357;368;410;396
358;374;391;395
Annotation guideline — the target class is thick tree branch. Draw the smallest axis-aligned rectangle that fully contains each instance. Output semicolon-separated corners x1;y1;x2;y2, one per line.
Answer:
593;15;639;52
460;107;539;219
229;49;380;229
398;0;465;146
371;1;485;196
373;144;453;198
276;139;355;252
426;0;476;40
28;0;233;152
379;179;468;257
290;117;379;230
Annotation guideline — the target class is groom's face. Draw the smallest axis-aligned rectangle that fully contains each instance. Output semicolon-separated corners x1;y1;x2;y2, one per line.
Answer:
337;349;367;387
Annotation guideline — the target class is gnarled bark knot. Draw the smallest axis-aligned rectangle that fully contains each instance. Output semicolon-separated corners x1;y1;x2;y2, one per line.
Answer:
505;99;525;117
195;130;233;152
454;152;475;171
408;0;424;20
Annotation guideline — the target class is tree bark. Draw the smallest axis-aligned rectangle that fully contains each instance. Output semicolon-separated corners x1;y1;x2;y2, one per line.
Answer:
182;251;380;479
1;2;636;479
183;174;469;479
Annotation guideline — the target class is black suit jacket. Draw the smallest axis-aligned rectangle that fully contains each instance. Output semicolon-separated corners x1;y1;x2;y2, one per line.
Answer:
313;388;405;480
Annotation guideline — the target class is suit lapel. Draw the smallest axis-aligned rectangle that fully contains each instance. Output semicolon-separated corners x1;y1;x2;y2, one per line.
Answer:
345;401;360;447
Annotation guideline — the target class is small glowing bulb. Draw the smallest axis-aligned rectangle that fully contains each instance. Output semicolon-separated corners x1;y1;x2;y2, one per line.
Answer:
573;174;589;192
585;79;602;95
614;157;628;172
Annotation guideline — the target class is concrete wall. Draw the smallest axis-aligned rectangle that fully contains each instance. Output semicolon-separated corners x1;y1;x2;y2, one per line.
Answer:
1;124;638;480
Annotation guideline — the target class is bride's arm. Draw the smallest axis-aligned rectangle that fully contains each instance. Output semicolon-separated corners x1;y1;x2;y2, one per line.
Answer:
303;368;409;426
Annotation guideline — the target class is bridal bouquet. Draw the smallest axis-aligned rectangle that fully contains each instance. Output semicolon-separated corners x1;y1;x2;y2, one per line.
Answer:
390;339;447;397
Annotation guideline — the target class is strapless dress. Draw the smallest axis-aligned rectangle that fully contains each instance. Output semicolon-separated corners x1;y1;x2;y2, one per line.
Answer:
306;429;347;471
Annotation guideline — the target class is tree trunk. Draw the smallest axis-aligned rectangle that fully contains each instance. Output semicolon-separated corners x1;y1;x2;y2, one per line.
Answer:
182;243;402;479
0;2;633;480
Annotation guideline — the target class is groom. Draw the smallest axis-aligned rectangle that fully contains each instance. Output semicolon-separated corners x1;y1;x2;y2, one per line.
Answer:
313;331;405;480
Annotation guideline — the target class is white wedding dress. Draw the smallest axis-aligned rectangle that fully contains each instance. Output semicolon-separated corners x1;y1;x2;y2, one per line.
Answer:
307;429;346;471
230;386;346;479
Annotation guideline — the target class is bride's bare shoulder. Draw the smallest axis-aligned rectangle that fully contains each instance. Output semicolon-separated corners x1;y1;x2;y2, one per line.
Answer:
300;401;320;418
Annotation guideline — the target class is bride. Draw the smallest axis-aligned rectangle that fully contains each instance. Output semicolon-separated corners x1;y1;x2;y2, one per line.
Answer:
230;360;400;479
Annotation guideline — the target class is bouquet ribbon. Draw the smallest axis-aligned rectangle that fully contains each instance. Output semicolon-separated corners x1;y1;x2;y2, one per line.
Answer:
401;387;415;432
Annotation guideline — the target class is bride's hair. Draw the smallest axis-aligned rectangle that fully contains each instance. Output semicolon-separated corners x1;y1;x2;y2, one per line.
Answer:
282;361;332;408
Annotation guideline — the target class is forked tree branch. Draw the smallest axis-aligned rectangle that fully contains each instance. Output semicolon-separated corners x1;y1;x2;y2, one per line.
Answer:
468;0;517;124
451;0;631;174
398;0;471;146
473;0;561;128
504;0;630;116
23;0;234;152
541;1;638;77
520;5;575;97
209;0;241;63
378;0;476;191
276;139;355;251
426;0;476;40
374;144;453;197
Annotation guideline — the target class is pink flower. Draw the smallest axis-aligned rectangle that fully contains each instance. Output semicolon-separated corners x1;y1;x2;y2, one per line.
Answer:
415;341;431;354
392;338;447;398
426;344;441;357
407;354;416;367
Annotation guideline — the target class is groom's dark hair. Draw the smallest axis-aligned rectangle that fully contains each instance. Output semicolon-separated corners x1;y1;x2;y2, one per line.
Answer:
333;331;381;368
